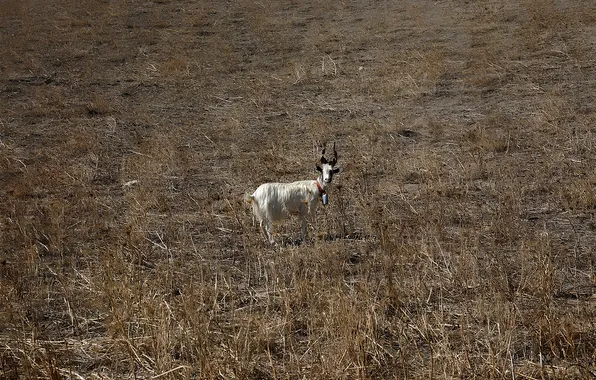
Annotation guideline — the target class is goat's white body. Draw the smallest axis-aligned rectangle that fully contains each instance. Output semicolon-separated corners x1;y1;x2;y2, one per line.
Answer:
246;179;323;244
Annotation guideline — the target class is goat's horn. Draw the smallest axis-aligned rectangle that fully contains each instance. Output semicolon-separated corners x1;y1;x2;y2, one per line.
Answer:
320;143;328;163
328;142;337;165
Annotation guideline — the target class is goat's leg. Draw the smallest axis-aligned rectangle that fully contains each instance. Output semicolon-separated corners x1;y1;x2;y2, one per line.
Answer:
259;220;268;241
298;203;311;243
261;220;275;245
301;217;308;242
267;223;275;245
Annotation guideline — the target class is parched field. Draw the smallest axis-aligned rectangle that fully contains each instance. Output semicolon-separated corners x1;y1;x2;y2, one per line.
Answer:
1;0;595;378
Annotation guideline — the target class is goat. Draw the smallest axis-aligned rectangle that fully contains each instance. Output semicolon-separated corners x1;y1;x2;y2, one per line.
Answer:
245;143;341;244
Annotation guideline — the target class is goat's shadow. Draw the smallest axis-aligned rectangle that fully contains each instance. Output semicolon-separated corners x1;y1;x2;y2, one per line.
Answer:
322;231;370;241
278;236;306;247
275;231;371;247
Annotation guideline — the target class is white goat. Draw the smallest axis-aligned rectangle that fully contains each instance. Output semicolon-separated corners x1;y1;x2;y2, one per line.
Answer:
245;144;340;244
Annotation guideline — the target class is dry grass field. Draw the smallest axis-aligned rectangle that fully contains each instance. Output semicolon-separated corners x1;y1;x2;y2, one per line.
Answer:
1;0;595;378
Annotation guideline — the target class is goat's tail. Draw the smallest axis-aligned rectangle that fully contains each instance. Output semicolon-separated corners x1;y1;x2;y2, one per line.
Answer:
244;193;255;204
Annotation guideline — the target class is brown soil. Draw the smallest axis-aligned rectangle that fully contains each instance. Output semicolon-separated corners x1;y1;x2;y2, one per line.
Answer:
1;0;595;378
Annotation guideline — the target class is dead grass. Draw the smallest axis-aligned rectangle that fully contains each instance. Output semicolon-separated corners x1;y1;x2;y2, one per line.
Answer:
1;0;595;379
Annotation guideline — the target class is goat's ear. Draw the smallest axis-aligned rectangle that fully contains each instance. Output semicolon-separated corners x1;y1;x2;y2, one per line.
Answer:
332;167;341;174
316;165;323;172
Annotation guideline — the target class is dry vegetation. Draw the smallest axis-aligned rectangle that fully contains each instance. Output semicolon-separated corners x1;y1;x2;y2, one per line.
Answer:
1;0;595;378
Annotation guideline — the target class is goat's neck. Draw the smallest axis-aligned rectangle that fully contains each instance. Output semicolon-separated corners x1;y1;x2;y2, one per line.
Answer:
315;176;328;194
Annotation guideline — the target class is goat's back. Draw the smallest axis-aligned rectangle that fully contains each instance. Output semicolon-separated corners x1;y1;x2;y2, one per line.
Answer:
251;180;317;222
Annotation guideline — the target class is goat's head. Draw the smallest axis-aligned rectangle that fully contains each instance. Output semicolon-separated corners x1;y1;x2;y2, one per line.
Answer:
316;142;340;183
